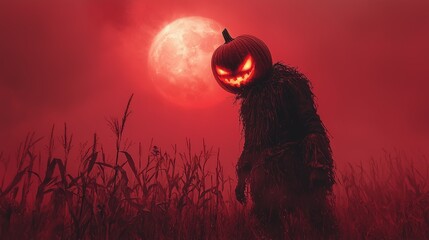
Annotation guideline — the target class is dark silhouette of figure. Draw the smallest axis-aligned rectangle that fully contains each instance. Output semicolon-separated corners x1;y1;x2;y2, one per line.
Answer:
235;63;337;239
211;29;337;239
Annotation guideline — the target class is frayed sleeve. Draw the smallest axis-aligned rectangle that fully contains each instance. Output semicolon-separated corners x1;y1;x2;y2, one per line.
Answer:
236;152;252;184
236;141;254;184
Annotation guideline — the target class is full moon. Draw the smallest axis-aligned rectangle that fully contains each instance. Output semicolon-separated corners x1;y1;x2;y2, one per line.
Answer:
148;17;227;108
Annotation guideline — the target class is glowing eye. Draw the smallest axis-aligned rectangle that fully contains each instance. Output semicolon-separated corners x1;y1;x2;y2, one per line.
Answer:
241;55;253;71
216;66;230;76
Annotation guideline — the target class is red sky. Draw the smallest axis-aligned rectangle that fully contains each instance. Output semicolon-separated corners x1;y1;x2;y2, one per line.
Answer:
1;0;428;175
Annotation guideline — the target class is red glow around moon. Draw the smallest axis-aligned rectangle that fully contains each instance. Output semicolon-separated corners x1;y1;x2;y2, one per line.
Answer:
148;17;228;108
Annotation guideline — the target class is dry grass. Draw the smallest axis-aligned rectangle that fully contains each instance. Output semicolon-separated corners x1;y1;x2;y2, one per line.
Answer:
335;153;429;239
1;96;428;239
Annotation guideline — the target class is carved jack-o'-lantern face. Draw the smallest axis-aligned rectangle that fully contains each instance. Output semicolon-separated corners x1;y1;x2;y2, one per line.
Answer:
215;54;255;87
211;29;272;94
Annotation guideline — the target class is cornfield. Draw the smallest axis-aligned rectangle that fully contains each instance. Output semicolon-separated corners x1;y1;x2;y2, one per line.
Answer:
1;96;428;239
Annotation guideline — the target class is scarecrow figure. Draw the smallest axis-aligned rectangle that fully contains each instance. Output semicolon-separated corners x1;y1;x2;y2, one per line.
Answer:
211;29;337;239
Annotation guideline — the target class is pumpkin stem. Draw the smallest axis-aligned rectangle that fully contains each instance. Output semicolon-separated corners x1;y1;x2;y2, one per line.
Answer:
222;29;234;43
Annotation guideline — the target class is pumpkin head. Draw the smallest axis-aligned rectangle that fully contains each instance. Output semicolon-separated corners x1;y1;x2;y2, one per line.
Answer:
211;29;273;94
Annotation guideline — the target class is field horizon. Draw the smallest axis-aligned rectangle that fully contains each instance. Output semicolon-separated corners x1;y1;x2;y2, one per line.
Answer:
1;101;428;239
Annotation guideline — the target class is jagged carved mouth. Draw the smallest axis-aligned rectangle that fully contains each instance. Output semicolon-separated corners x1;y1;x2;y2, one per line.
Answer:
220;66;255;87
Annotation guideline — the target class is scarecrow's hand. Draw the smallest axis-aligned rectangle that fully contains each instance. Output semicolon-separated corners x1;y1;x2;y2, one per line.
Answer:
309;167;330;189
